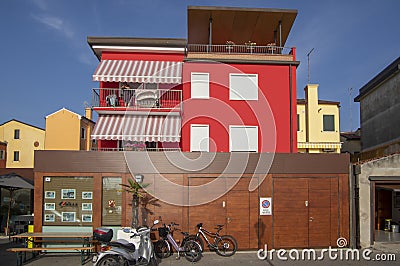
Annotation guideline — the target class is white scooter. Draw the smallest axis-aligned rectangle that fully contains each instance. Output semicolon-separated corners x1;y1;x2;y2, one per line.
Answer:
92;220;159;266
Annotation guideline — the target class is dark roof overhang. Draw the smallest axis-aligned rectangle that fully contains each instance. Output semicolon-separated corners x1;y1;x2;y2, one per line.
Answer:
87;37;187;61
355;57;400;102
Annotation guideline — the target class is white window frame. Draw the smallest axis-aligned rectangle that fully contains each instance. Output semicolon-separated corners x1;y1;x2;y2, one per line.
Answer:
191;72;209;99
190;124;209;152
13;151;20;161
229;73;258;100
229;125;258;152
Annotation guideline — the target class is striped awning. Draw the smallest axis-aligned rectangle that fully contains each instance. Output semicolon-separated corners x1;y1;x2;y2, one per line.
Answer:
297;142;342;149
92;60;182;84
91;115;181;142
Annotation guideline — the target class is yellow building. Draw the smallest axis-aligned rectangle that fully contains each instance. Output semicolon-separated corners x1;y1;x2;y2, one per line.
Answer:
45;108;95;151
0;119;45;168
297;84;342;153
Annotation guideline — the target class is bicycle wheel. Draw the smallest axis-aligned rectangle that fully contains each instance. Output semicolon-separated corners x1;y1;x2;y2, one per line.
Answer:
183;240;202;262
154;239;171;259
215;235;237;257
184;234;204;251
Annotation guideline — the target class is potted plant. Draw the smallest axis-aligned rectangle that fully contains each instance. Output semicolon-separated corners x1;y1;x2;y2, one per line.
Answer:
120;178;148;228
226;40;235;53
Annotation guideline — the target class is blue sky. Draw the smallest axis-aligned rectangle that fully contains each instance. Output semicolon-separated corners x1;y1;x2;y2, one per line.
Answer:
0;0;399;132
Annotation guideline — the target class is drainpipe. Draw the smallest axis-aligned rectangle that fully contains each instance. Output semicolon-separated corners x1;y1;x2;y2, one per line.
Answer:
289;64;293;153
279;20;282;47
351;164;361;249
208;16;212;52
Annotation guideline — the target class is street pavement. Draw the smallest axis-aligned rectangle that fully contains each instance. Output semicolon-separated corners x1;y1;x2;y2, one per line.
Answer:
1;236;399;266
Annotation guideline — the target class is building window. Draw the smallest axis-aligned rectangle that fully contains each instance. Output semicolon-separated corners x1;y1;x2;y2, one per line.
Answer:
323;115;335;132
14;129;20;139
13;151;20;161
0;150;4;160
43;176;93;225
81;128;86;139
191;73;209;99
229;126;258;152
229;74;258;100
190;124;209;152
297;114;300;131
102;177;122;225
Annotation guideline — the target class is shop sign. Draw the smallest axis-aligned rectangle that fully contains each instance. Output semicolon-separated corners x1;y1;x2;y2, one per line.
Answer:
59;201;78;207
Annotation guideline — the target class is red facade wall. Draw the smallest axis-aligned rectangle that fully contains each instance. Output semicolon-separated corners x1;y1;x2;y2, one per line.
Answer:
181;62;297;153
94;51;297;153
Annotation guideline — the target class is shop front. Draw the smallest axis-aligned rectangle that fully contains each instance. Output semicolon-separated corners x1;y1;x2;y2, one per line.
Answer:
34;151;350;249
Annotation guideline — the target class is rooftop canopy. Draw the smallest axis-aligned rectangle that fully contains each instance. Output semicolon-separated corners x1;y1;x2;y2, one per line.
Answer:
187;6;297;47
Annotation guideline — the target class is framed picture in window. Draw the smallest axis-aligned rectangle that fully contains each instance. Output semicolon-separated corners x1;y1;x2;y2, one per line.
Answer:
82;192;93;200
62;212;76;222
82;214;92;223
44;214;55;222
82;203;92;211
45;191;55;199
62;189;76;199
44;203;55;210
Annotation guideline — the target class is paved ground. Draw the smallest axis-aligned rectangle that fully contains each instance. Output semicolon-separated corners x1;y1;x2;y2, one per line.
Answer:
1;235;399;266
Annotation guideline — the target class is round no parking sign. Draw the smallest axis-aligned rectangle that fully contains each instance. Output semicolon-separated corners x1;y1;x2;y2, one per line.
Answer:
260;197;272;215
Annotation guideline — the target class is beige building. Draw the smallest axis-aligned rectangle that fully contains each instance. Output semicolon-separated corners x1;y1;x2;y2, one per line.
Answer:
0;119;45;168
297;84;342;153
45;108;95;151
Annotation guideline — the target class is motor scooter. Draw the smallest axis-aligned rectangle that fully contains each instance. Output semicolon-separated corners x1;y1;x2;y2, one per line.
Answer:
92;220;159;266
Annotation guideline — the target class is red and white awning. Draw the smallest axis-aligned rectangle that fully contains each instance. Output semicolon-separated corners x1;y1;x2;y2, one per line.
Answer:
91;115;181;142
92;60;182;84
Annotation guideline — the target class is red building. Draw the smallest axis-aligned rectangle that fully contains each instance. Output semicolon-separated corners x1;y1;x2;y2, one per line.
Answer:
89;6;299;153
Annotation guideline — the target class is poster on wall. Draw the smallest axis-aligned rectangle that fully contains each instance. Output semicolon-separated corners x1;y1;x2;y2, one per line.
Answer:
45;191;55;199
62;189;76;199
260;197;272;216
44;214;55;222
82;214;92;222
62;212;76;222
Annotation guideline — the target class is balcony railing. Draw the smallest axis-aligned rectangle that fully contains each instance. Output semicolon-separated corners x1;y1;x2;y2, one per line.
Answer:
92;147;181;152
187;44;293;55
92;88;182;110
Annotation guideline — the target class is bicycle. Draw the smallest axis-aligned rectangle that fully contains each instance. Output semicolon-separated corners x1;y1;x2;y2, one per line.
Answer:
185;223;237;257
154;221;202;262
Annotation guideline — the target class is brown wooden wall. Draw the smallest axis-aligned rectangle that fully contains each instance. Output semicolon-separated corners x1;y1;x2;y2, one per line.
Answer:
33;152;350;249
34;172;349;249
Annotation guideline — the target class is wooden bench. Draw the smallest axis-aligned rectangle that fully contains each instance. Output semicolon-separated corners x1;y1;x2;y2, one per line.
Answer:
7;246;94;266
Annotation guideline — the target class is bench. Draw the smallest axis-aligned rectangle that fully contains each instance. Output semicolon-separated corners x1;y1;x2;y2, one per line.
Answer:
7;246;94;266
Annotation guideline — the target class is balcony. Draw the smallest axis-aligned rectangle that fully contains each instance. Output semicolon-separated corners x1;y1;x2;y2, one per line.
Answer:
186;44;296;62
92;88;182;112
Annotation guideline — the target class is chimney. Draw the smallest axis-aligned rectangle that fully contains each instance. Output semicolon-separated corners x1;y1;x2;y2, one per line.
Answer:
305;84;319;143
85;107;92;120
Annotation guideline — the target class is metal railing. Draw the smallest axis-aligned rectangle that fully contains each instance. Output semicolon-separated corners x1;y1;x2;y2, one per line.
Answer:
92;88;182;109
92;147;181;152
187;44;293;55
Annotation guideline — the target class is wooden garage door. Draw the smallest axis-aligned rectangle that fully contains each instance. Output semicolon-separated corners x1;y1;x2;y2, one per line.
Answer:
274;178;309;248
188;177;250;250
273;177;337;248
226;190;250;249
